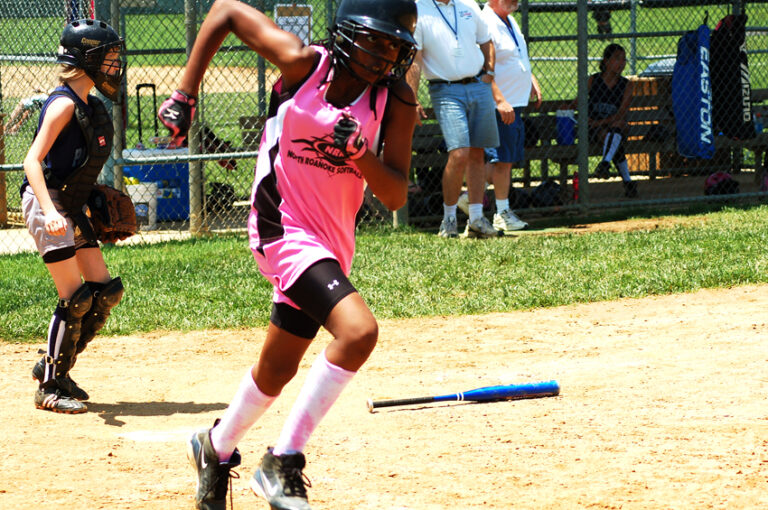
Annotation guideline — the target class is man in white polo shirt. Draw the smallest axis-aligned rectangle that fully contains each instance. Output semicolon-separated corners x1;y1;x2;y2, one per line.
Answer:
406;0;502;239
481;0;541;232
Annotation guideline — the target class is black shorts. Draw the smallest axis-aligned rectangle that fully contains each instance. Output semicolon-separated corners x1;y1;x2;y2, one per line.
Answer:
270;258;357;339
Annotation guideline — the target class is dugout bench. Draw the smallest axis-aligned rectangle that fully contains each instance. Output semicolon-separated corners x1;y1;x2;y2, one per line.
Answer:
521;81;768;189
408;81;768;217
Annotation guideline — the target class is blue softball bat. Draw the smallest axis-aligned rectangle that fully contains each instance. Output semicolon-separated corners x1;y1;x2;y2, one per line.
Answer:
367;380;560;412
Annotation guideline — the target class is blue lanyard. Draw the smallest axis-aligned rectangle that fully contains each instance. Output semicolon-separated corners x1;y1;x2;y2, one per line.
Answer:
498;13;520;48
432;0;458;40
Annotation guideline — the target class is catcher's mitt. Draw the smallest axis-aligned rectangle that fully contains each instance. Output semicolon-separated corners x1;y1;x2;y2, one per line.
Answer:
87;184;138;243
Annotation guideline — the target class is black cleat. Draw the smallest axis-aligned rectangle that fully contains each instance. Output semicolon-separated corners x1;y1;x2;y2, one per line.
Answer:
623;180;639;198
34;386;87;414
187;420;241;510
32;357;89;401
250;448;312;510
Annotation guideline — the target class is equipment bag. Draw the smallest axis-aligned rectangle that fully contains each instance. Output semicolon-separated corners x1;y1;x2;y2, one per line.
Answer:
710;14;755;140
671;24;715;159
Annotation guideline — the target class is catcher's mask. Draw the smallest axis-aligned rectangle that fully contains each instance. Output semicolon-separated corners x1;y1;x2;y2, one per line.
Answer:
330;0;417;87
57;19;126;102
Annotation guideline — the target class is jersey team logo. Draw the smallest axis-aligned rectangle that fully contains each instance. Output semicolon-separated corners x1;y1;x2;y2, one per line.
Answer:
98;135;107;147
293;134;351;168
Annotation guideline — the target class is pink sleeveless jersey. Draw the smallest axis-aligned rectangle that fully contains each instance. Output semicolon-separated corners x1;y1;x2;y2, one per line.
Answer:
248;46;388;303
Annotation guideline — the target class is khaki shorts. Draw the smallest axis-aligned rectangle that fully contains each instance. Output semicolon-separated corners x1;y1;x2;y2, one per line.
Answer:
22;187;90;258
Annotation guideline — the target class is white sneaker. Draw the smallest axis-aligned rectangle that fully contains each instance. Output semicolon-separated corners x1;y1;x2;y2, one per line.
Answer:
456;192;469;216
463;216;503;239
438;216;458;238
493;209;528;232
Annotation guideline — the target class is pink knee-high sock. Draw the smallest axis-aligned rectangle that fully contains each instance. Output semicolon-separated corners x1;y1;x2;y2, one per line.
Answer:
272;350;355;456
211;368;276;462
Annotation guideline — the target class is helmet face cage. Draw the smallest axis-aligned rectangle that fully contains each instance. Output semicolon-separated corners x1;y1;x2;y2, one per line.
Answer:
331;20;415;87
57;19;126;101
84;40;126;101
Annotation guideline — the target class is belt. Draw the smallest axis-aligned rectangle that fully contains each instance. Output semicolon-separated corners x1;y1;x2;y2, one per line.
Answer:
428;75;479;85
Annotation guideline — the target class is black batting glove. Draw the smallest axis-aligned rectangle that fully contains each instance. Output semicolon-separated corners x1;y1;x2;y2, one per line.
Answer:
333;113;368;161
158;90;197;146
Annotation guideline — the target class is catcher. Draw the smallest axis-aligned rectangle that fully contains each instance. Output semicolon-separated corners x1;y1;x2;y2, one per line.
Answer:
21;19;135;414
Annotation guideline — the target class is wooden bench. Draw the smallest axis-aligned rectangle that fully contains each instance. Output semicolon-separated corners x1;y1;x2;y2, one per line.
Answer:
407;78;679;201
522;81;768;188
522;76;679;188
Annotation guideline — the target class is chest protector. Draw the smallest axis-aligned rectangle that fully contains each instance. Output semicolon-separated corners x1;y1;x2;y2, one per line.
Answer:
43;91;114;214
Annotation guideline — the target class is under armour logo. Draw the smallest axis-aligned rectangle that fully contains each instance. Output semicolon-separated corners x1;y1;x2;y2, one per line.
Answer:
163;108;180;120
327;279;340;290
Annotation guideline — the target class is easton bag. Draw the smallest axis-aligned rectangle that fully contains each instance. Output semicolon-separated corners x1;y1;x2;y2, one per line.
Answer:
710;14;755;140
671;24;714;159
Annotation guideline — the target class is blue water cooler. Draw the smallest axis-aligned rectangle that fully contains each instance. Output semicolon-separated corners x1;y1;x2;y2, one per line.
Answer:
122;148;190;221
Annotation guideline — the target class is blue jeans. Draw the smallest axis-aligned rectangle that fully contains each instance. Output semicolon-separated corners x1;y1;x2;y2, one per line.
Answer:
428;80;499;152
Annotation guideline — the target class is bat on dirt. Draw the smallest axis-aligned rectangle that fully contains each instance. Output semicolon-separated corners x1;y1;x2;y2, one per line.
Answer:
367;380;560;412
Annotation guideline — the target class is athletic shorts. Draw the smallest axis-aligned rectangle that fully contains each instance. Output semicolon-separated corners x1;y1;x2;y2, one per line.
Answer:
22;187;91;261
428;80;499;152
252;226;357;318
485;106;526;164
270;258;357;339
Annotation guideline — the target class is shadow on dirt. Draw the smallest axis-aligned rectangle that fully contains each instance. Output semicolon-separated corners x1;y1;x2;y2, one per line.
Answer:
87;401;228;426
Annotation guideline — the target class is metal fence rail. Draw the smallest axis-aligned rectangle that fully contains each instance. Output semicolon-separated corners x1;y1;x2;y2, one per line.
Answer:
1;0;767;255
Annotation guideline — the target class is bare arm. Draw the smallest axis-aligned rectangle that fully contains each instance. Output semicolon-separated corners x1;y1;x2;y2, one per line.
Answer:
357;81;417;211
530;73;542;109
178;0;316;96
405;51;426;123
490;80;515;125
23;98;75;235
479;40;495;84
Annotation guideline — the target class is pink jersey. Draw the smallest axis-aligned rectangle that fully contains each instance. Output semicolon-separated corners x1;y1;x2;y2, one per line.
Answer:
248;46;388;302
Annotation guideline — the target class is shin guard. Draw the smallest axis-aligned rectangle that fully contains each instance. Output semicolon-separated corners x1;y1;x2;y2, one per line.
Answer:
75;277;124;357
42;284;92;387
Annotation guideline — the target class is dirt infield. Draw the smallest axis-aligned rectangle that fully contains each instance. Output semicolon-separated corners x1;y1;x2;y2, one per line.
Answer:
2;285;767;509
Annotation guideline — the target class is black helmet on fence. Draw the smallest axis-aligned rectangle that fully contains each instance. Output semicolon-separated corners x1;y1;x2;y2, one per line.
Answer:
330;0;417;87
57;18;126;101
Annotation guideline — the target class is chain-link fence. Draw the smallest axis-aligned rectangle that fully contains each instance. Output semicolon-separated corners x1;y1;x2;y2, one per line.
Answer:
1;0;768;255
406;0;768;225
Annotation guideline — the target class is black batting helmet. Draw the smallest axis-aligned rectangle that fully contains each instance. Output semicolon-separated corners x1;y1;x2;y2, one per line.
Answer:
330;0;417;86
57;19;125;101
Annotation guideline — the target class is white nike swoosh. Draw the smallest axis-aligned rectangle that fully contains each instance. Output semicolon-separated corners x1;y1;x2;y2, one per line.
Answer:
200;439;208;469
260;470;279;495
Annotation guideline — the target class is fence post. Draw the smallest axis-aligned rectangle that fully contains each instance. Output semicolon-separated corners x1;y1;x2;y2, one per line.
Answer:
629;0;638;75
111;0;125;190
185;0;204;235
520;0;529;40
576;0;590;209
394;204;408;228
257;0;267;115
0;114;6;227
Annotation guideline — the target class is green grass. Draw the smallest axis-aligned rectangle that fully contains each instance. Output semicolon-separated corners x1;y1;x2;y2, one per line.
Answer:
2;204;767;342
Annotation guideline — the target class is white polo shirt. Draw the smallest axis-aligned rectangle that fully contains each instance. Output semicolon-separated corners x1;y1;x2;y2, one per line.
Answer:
481;5;532;107
414;0;491;82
